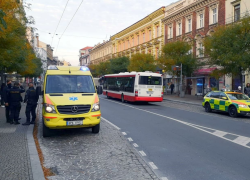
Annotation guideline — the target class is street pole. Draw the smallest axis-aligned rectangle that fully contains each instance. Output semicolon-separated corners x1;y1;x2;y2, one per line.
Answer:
180;63;182;91
242;67;245;93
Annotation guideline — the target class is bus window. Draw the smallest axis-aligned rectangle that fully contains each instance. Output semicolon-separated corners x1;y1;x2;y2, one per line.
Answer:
139;76;162;85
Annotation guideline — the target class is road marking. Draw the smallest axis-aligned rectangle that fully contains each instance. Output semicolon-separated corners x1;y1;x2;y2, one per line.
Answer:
101;117;120;130
133;143;139;147
161;177;169;180
128;137;133;142
139;151;146;156
233;136;250;146
122;132;127;135
148;162;158;169
101;98;250;149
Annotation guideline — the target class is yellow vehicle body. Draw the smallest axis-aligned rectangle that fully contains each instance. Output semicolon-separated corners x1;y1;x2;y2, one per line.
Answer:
42;66;101;136
202;91;250;117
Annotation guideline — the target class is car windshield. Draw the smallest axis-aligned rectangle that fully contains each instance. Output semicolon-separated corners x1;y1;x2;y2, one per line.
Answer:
227;93;249;100
139;76;162;85
45;75;95;93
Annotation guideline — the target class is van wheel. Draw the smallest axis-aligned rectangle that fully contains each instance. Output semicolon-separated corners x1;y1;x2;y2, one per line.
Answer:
229;106;238;117
43;120;52;137
205;103;212;112
92;123;100;134
121;94;125;103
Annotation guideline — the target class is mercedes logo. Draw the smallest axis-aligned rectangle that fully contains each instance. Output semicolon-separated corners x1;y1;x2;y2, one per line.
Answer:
71;106;78;113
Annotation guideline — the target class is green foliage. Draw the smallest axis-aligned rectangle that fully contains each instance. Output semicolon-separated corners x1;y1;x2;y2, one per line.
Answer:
128;53;156;72
109;56;129;73
204;15;250;77
97;61;111;76
88;64;99;77
158;41;199;77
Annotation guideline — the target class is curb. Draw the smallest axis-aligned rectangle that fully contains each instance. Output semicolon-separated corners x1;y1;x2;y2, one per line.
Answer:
163;98;201;106
27;124;46;180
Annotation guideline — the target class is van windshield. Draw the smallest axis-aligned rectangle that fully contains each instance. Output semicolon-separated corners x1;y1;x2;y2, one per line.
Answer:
46;75;95;93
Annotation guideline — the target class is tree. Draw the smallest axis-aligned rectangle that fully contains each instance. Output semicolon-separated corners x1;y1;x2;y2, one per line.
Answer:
88;63;99;77
109;56;129;73
204;15;250;77
97;61;111;76
128;53;156;72
158;41;198;77
0;9;7;31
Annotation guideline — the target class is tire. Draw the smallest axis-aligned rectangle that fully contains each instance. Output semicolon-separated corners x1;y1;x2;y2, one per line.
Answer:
205;103;212;112
229;106;238;117
43;120;52;137
121;94;125;103
92;123;100;134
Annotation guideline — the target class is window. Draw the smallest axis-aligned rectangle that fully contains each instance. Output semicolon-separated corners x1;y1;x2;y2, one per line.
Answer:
143;33;145;43
234;4;240;22
200;14;204;28
169;27;172;39
128;41;130;48
210;92;220;98
220;93;228;99
188;19;192;32
178;23;182;35
213;8;217;24
137;35;139;45
198;43;204;57
104;77;135;93
139;76;162;85
132;38;134;46
149;30;152;40
124;42;125;50
157;26;160;37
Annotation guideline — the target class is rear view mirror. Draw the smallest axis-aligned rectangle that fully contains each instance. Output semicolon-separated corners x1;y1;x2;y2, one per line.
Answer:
97;86;103;95
221;97;228;100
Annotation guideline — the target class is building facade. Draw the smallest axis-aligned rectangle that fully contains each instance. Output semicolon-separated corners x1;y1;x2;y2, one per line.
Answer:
224;0;250;91
111;7;165;59
162;0;226;95
90;40;112;64
79;47;92;66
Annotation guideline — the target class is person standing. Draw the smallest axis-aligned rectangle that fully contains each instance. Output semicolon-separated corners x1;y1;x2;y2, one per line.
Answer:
23;83;39;125
235;86;242;93
17;83;24;121
6;82;25;125
1;83;6;107
3;80;12;123
244;83;250;97
170;82;175;95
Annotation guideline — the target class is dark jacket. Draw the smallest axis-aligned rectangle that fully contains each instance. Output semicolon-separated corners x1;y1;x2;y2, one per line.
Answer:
3;84;12;102
24;87;39;105
170;84;175;89
6;86;25;105
244;87;250;95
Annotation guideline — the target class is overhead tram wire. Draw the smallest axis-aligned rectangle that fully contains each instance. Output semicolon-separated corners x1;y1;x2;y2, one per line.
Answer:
50;0;70;46
55;0;85;54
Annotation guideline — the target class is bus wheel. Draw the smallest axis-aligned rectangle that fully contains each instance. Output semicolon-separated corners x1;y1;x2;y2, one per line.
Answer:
121;94;125;103
43;120;52;137
92;123;100;134
106;92;110;99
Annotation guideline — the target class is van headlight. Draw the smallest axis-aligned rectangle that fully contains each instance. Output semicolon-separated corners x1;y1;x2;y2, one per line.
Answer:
92;103;100;112
44;104;56;113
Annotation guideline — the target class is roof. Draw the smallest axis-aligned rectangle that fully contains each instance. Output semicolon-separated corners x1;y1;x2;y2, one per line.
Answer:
80;46;93;50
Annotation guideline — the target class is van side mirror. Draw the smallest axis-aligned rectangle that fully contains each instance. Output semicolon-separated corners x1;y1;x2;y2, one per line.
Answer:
221;97;228;100
97;86;103;95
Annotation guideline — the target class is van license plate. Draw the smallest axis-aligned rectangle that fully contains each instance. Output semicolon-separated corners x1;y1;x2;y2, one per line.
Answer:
67;121;83;126
148;89;152;91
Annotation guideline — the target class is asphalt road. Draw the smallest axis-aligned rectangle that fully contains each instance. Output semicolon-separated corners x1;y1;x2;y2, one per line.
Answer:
100;95;250;180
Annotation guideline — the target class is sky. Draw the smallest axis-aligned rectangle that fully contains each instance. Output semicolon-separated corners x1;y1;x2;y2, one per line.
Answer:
25;0;174;66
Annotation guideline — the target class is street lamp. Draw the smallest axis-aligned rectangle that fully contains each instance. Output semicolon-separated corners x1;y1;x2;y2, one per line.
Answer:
176;63;183;95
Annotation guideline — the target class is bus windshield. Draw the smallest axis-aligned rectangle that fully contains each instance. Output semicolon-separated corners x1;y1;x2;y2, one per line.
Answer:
45;75;95;93
139;76;162;85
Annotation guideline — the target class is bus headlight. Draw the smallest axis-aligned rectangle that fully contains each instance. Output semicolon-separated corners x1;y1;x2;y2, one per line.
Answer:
44;104;56;113
92;103;100;112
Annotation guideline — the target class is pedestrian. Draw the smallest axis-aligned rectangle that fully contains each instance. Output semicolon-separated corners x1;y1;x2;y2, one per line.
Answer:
17;83;24;121
6;82;25;125
3;80;12;123
244;83;250;97
1;83;6;107
170;82;175;94
235;86;242;93
22;82;39;125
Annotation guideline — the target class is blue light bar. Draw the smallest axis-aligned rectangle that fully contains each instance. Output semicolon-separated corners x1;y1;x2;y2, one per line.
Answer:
48;65;58;70
80;66;90;71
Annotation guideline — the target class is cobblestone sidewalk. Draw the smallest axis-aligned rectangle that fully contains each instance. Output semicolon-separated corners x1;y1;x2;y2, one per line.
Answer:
164;94;202;105
0;104;33;180
37;106;159;180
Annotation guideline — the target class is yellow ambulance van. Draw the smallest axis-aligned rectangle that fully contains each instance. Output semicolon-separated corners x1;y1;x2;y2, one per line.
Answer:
42;66;102;137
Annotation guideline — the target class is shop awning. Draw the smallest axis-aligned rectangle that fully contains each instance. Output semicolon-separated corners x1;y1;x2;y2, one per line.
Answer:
194;67;216;75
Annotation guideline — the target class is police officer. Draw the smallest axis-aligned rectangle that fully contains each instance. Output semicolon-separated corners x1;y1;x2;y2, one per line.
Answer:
3;80;12;123
17;83;24;121
6;82;25;125
23;82;39;125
